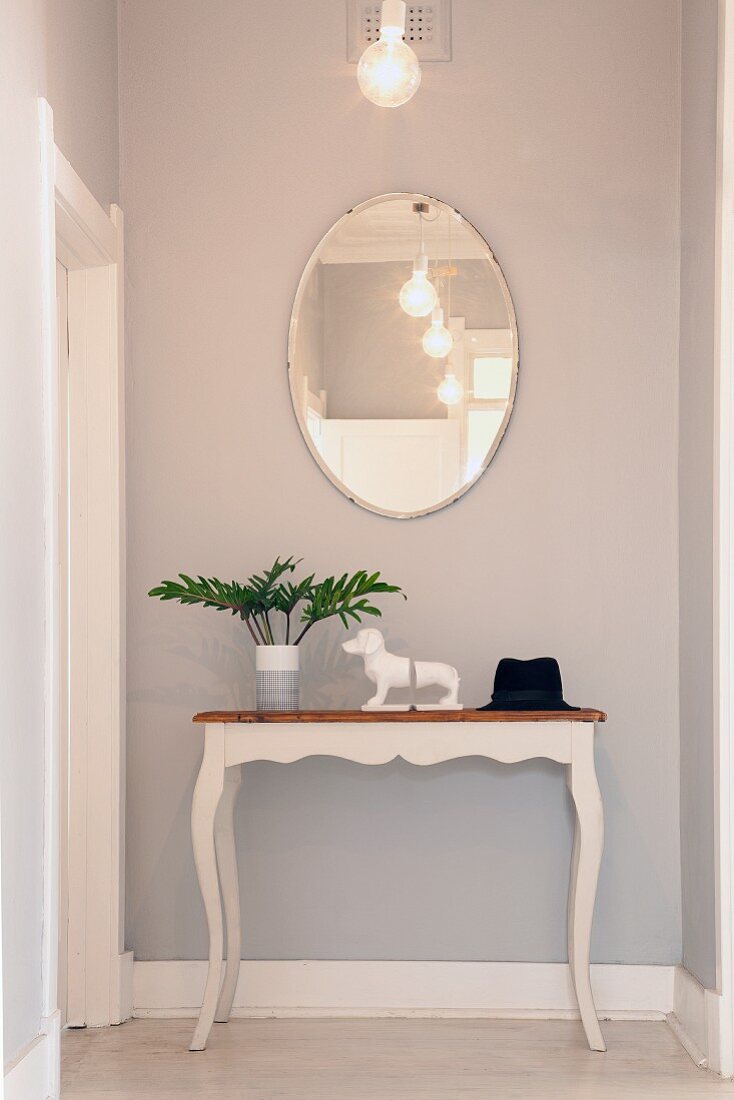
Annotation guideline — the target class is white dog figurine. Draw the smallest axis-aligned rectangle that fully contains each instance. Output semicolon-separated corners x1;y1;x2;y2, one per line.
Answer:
342;628;461;710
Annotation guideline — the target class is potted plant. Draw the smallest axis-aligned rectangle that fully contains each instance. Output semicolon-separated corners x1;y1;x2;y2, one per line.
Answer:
149;557;405;711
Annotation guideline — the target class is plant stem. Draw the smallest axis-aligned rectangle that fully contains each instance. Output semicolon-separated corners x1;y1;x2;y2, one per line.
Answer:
264;610;275;646
252;615;268;645
241;615;260;646
293;620;315;646
285;611;291;645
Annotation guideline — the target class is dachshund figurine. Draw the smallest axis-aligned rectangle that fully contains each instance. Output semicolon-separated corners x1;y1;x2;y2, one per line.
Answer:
342;628;461;710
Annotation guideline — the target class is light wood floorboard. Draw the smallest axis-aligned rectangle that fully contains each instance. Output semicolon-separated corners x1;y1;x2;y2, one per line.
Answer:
61;1017;734;1099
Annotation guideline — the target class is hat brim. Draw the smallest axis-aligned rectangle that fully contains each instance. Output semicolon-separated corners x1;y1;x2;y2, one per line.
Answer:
478;699;581;712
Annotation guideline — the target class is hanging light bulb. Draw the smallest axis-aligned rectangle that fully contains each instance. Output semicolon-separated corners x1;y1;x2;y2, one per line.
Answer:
422;307;454;358
437;373;463;406
399;252;437;317
357;0;421;109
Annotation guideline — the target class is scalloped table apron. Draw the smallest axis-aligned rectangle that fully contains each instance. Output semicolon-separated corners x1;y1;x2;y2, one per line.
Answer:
187;708;607;1052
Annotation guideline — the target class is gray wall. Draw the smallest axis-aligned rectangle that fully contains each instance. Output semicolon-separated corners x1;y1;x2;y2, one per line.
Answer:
0;0;118;1067
319;260;500;419
324;260;443;420
46;0;119;209
120;0;682;964
679;0;718;990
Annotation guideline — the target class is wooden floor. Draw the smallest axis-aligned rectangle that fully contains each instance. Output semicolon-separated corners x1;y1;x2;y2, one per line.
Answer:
62;1017;734;1099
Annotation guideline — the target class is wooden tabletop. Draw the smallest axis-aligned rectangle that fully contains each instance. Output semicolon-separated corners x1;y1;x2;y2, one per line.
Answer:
193;709;607;724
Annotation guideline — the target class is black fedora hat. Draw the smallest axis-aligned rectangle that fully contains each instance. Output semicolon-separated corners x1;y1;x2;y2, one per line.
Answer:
479;657;580;711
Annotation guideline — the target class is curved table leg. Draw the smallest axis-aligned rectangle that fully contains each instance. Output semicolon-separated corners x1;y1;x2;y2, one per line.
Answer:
215;764;242;1023
566;764;580;997
190;726;226;1051
568;725;606;1053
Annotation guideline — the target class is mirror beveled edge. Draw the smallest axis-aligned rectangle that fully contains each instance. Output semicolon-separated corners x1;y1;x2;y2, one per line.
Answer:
287;192;520;520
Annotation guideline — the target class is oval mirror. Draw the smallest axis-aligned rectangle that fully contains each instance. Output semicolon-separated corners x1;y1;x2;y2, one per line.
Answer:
288;194;518;519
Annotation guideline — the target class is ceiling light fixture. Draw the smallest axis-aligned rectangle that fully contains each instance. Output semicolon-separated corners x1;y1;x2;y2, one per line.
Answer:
422;306;453;358
399;251;437;316
400;202;438;317
424;211;455;357
437;372;463;406
357;0;422;108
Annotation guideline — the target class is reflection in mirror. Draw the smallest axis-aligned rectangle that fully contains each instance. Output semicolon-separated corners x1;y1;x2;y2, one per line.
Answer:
289;194;518;518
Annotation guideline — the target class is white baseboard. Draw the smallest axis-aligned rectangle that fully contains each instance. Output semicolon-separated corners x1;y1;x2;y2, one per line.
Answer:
671;966;708;1066
112;949;134;1024
4;1011;60;1100
133;960;675;1020
670;965;724;1073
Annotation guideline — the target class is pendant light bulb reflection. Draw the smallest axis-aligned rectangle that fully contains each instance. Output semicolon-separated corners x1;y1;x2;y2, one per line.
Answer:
399;252;437;317
422;307;454;358
437;373;463;406
357;0;422;109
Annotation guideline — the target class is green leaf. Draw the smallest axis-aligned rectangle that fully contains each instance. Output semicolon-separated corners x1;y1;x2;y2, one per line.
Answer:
150;559;405;648
294;569;404;643
147;574;255;617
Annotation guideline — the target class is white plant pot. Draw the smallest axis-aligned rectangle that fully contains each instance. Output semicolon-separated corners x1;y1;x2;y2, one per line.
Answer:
256;645;300;711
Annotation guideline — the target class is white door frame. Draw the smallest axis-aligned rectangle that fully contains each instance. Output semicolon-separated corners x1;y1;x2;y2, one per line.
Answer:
715;0;734;1078
39;99;130;1031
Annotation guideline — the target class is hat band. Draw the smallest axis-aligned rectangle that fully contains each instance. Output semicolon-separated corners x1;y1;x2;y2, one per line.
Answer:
492;689;563;703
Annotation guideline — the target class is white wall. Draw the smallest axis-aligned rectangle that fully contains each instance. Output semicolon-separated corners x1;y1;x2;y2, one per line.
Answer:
679;0;718;991
0;2;48;1062
120;0;682;966
0;0;118;1069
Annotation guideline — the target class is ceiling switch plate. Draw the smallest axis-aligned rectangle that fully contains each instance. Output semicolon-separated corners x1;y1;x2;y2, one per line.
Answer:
347;0;452;63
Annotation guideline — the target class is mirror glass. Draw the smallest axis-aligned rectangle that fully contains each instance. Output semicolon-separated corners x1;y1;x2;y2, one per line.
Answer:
289;194;518;518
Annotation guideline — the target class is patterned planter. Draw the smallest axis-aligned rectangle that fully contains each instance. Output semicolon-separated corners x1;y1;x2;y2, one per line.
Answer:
255;645;300;711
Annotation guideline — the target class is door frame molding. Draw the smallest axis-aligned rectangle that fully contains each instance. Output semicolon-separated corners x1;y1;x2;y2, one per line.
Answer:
39;98;130;1030
714;0;734;1077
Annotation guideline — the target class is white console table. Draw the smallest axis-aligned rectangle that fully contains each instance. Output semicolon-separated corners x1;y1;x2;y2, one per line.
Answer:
189;708;607;1053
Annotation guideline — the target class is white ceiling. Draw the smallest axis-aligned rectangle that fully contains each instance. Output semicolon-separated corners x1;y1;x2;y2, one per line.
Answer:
319;198;490;264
